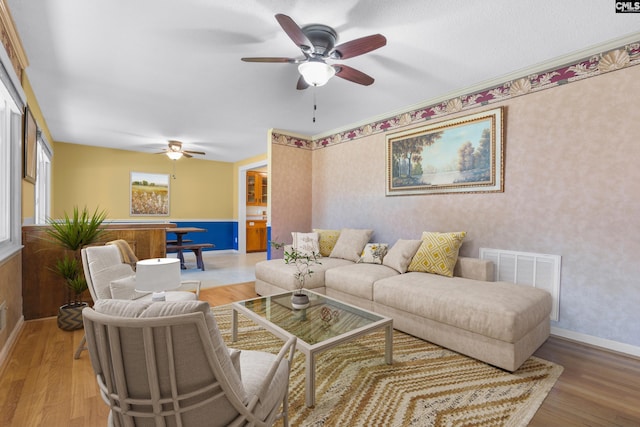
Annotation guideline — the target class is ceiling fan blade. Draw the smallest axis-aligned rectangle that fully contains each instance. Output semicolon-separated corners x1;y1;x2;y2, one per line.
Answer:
241;57;296;63
184;150;205;155
332;34;387;59
296;75;309;90
275;13;313;52
182;152;193;158
334;64;375;86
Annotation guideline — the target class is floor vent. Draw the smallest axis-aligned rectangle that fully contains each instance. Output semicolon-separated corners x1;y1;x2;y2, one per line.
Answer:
479;248;561;321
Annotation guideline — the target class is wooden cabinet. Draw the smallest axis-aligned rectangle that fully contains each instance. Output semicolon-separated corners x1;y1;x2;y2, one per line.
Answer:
246;220;267;252
246;171;268;206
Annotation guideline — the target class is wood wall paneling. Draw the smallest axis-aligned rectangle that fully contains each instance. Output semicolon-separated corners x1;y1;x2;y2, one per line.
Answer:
21;224;171;320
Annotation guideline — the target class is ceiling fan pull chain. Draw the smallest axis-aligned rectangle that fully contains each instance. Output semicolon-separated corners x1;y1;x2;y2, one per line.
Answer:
172;159;177;179
313;89;317;123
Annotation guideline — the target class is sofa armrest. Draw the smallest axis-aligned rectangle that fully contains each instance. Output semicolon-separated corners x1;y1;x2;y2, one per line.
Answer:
453;257;494;281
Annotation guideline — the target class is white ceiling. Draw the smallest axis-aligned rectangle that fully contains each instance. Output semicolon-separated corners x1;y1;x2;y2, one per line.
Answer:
7;0;640;162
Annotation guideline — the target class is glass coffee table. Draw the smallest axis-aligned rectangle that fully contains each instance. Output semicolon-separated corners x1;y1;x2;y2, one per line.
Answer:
232;290;393;407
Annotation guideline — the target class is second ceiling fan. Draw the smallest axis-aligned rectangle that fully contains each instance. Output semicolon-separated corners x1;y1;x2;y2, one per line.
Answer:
241;14;386;90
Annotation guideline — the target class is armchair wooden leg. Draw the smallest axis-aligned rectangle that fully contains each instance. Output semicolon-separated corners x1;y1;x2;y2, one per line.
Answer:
74;335;87;359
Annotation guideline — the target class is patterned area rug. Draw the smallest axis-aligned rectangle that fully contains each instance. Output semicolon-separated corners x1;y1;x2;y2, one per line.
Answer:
213;305;563;427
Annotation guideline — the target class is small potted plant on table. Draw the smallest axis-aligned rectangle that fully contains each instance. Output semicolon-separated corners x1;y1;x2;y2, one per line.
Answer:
271;241;320;310
46;206;107;330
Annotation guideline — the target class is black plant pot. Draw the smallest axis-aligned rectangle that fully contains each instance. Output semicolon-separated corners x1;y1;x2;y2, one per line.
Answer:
57;302;88;331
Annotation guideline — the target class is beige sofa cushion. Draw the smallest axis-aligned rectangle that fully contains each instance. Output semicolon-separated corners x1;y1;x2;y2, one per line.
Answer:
382;239;422;273
373;272;552;343
329;228;373;262
325;264;399;300
255;257;353;291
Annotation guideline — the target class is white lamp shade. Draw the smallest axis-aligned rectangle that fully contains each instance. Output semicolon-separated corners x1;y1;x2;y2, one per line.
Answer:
136;258;181;292
298;61;336;87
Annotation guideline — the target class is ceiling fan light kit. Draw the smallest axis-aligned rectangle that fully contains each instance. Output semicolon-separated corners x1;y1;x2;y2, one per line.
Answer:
166;151;183;160
155;140;205;160
298;60;335;87
241;14;386;90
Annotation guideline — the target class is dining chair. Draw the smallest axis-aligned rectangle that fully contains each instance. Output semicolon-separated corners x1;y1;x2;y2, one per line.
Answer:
83;299;297;427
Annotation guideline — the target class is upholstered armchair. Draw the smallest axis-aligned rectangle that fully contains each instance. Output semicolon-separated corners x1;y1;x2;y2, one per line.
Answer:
81;244;202;302
75;244;201;359
83;299;297;427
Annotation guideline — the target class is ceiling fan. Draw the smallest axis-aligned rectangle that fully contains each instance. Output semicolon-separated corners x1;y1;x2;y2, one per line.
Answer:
241;14;386;90
156;140;205;160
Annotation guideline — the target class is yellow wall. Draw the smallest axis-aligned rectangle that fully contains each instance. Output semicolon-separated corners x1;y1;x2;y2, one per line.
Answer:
21;73;53;224
52;142;239;220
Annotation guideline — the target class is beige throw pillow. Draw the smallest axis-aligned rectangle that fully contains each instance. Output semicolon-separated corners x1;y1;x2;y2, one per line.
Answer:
291;232;320;256
109;275;150;300
329;228;373;262
382;239;423;273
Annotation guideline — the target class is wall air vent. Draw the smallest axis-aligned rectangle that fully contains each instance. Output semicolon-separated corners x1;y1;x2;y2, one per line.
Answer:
479;248;561;321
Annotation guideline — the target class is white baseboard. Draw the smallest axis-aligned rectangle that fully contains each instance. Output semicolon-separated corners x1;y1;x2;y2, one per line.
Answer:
0;315;25;372
551;326;640;358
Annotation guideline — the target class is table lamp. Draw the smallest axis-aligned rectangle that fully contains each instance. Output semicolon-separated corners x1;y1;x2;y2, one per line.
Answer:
136;258;181;301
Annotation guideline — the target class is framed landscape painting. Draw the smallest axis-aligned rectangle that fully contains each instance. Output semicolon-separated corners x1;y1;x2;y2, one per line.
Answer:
385;107;504;196
130;172;170;216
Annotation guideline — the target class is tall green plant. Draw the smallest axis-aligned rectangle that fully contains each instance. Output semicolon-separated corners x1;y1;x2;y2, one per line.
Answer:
46;206;108;306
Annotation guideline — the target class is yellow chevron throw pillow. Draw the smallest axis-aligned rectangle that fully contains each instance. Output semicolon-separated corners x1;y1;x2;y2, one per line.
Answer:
407;231;466;277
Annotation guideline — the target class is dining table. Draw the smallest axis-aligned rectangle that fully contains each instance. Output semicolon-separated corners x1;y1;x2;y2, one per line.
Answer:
166;227;208;269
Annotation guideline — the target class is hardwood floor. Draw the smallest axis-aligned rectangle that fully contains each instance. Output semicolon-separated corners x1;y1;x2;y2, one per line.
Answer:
1;282;639;426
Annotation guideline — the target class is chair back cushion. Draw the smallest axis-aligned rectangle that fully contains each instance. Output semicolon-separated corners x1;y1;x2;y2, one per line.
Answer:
87;299;246;425
83;245;134;300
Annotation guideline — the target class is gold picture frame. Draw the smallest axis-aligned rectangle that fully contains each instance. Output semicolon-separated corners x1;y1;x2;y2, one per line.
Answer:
23;107;37;184
386;107;504;196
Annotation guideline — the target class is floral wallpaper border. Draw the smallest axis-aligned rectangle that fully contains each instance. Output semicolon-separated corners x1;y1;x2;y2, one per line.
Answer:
273;41;640;150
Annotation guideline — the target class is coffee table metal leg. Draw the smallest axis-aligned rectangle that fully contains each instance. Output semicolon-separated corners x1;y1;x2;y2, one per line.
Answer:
305;352;315;407
385;323;393;364
231;309;238;342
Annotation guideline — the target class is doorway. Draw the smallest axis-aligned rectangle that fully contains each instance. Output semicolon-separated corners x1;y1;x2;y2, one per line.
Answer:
237;160;268;254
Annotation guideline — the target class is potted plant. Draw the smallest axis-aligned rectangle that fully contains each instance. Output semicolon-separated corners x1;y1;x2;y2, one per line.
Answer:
271;241;321;309
46;206;108;330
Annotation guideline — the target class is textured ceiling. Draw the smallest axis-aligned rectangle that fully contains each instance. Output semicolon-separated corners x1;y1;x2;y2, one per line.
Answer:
7;0;640;162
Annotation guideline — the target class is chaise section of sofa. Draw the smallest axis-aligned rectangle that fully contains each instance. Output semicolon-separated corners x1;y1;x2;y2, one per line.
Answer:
372;273;552;371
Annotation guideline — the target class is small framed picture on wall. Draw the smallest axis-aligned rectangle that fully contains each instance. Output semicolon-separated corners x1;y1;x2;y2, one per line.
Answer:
23;107;37;184
130;171;170;216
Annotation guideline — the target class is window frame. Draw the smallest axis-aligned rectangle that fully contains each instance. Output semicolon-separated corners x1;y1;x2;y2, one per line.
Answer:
0;44;27;262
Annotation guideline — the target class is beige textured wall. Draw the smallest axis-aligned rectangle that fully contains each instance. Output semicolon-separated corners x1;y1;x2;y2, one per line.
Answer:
269;143;313;257
304;65;640;346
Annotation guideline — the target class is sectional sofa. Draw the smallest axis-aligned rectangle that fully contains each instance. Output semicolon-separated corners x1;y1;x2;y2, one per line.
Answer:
255;229;552;371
